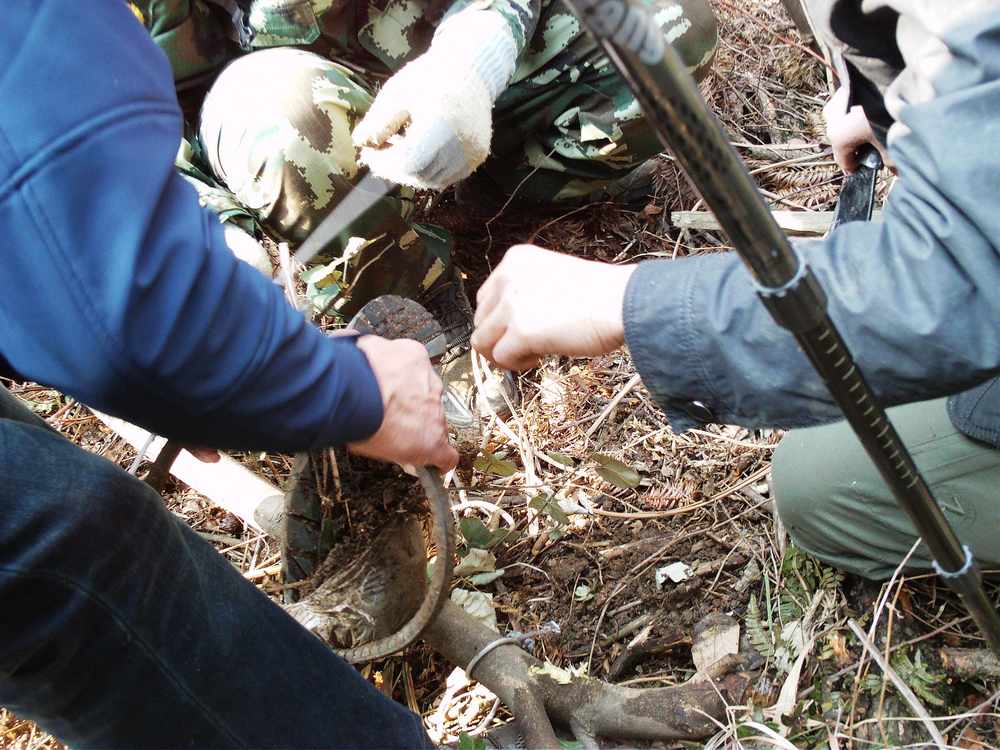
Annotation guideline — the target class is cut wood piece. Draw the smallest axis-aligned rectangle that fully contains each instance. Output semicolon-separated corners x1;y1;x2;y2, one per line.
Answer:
91;410;280;534
940;647;1000;679
671;209;883;236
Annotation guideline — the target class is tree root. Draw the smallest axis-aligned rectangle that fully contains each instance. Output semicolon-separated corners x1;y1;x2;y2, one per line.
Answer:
290;556;750;747
277;472;748;745
425;600;751;748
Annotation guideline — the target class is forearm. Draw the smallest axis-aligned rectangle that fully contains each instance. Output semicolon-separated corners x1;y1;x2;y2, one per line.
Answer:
440;0;541;61
1;1;382;452
11;160;383;451
624;7;1000;431
625;141;1000;432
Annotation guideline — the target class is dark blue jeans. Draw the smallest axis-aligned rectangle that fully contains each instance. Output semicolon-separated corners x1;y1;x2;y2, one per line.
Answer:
0;392;434;749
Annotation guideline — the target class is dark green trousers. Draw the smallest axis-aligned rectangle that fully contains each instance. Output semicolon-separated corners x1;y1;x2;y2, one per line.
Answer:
773;397;1000;580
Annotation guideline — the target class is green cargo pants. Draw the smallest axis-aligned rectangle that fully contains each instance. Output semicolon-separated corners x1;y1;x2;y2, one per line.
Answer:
179;0;716;313
773;397;1000;580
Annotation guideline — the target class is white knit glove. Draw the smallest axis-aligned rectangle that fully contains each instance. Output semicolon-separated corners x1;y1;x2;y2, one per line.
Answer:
352;10;517;191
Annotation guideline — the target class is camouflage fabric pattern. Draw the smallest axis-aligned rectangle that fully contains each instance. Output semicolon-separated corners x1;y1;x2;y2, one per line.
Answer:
196;47;450;315
138;0;716;307
182;0;717;223
252;0;543;73
131;1;237;87
489;0;718;200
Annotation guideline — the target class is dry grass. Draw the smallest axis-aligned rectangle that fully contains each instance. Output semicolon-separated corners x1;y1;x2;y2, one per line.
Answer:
5;1;999;747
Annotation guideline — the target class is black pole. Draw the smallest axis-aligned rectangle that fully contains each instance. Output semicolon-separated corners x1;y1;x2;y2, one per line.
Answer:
562;0;1000;653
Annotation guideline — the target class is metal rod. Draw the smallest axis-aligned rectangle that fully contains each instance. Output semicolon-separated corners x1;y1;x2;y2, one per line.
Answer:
144;438;182;493
561;0;1000;653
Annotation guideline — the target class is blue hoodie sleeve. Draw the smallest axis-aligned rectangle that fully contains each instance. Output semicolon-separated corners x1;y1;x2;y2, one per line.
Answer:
0;0;382;451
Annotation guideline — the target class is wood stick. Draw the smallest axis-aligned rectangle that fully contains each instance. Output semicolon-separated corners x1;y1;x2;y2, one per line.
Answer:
939;647;1000;680
585;373;642;439
671;209;883;236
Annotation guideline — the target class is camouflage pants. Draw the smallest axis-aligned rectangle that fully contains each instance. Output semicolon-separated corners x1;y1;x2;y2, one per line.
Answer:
182;0;717;312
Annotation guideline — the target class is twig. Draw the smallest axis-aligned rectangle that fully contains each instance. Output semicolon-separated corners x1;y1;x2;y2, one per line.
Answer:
244;562;282;581
812;615;973;697
718;0;839;77
590;464;770;520
586;497;770;672
598;613;656;648
484;148;555;258
942;687;1000;736
584;373;642;439
846;619;946;749
127;431;157;475
450;498;517;528
846;539;921;739
687;427;779;450
528;203;608;244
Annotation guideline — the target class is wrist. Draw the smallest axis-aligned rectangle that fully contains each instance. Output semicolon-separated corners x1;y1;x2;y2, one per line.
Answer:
597;263;636;348
431;9;517;102
348;335;388;439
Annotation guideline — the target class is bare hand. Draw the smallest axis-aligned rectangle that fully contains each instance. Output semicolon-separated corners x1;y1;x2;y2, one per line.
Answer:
823;86;892;173
185;446;220;463
349;335;458;472
472;245;636;371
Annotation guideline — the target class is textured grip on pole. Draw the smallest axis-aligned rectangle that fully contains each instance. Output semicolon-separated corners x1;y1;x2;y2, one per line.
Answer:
754;247;828;334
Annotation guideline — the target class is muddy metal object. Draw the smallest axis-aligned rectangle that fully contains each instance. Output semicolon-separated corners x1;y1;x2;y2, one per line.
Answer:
562;0;1000;654
348;294;449;361
282;296;457;662
285;469;456;663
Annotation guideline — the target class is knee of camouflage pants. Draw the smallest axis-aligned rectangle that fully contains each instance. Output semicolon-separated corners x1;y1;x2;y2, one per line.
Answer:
487;0;718;202
197;48;449;315
199;47;375;246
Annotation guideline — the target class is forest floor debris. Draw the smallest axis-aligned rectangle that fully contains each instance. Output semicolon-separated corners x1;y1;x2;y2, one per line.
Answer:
4;2;998;748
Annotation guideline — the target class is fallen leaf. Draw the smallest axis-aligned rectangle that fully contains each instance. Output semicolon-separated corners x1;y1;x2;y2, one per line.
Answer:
474;452;518;477
764;643;813;735
451;589;498;632
459;517;494;549
454;548;497;577
469;569;505;586
457;732;487;750
589;453;640;488
529;494;570;526
655;561;692;589
829;631;851;667
691;617;740;674
546;451;576;467
957;726;987;749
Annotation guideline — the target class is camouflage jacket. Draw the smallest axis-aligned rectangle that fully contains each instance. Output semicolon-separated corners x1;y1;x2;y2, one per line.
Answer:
133;0;541;87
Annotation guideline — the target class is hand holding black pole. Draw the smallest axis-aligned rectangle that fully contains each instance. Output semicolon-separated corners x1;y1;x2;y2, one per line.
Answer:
561;0;1000;653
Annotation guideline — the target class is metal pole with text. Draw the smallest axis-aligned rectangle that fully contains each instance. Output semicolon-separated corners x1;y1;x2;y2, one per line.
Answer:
562;0;1000;653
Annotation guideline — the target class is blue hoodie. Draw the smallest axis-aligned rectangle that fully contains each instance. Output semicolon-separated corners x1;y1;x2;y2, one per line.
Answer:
0;0;383;450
